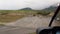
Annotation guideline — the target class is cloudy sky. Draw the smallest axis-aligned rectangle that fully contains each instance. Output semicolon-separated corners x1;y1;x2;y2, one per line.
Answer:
0;0;60;10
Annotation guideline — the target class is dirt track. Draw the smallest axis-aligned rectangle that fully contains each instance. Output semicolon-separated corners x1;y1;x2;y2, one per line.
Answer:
1;16;58;34
6;16;52;28
0;26;35;34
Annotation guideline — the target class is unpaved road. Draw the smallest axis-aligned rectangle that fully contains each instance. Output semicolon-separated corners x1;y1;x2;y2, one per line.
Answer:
0;26;35;34
0;16;53;34
6;16;52;28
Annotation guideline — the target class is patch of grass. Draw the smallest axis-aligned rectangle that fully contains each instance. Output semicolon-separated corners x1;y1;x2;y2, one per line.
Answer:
37;11;50;16
29;32;36;34
0;15;24;23
0;24;5;26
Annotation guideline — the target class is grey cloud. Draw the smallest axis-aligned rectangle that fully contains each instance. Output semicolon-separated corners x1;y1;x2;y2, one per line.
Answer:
0;0;60;10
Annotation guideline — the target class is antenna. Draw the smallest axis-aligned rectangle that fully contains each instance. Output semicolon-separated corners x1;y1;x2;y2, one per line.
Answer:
49;5;60;27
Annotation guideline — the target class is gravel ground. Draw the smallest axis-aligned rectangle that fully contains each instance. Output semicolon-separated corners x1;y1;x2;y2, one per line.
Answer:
1;16;56;34
0;26;35;34
5;16;52;28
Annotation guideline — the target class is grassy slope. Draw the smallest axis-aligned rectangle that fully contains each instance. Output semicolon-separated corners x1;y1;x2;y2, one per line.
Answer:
0;10;37;23
0;10;52;23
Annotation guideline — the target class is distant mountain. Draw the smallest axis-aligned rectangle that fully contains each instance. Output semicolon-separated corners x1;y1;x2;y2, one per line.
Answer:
20;7;32;10
43;6;57;11
44;3;59;11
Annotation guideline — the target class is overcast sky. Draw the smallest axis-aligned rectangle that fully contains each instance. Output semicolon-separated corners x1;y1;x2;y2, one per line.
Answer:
0;0;60;10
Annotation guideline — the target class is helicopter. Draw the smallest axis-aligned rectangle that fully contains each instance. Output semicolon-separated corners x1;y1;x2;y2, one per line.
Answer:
36;4;60;34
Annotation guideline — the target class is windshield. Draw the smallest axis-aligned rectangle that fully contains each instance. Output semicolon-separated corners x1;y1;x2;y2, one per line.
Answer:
0;0;60;34
56;31;60;34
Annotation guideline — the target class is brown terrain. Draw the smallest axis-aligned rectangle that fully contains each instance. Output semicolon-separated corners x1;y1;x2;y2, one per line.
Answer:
0;15;59;34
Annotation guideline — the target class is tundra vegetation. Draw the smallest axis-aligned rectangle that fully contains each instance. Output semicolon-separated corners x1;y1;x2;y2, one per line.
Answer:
0;10;54;23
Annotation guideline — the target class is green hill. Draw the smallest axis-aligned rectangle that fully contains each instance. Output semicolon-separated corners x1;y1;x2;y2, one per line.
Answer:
20;7;32;10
